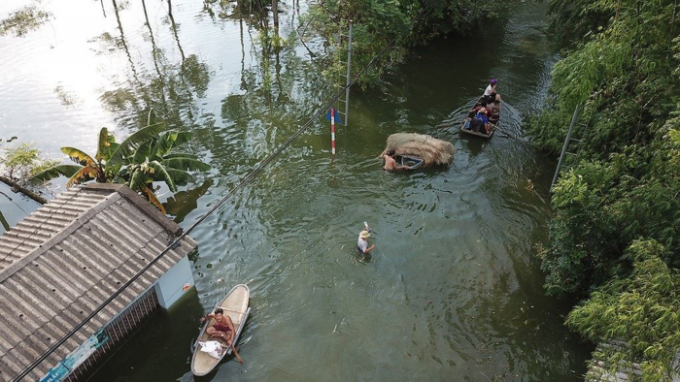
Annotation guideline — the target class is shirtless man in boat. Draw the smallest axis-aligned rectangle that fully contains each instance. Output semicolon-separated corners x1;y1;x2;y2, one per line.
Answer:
202;308;236;346
382;150;406;171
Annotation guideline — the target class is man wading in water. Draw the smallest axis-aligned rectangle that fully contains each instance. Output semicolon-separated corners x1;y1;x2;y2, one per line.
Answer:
382;150;406;171
357;229;375;255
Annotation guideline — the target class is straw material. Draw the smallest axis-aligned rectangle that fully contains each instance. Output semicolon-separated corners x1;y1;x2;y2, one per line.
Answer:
381;133;454;167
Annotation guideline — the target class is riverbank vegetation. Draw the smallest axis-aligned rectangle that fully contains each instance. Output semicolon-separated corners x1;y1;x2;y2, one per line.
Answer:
529;0;680;379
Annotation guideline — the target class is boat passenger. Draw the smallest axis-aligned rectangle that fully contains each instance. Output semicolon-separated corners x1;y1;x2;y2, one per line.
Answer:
357;229;375;255
383;150;406;171
202;308;236;346
474;108;490;134
473;100;488;114
483;79;501;103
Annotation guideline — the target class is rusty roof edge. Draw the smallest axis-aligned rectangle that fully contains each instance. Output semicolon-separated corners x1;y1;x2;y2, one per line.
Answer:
0;191;121;284
83;184;183;237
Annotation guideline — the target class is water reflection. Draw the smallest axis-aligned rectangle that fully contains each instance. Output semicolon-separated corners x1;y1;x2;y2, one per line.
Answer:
0;2;50;37
164;179;213;223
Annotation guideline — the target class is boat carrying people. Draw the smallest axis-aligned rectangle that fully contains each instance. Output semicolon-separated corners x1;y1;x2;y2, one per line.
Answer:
380;133;454;170
461;80;502;138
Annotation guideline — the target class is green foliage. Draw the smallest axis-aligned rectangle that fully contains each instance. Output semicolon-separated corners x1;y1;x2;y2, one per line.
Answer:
31;123;210;213
530;0;680;296
546;0;613;49
0;143;56;183
566;240;680;382
534;0;680;376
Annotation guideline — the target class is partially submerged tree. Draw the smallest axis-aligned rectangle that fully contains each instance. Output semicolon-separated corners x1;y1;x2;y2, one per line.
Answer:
31;124;210;213
0;143;57;183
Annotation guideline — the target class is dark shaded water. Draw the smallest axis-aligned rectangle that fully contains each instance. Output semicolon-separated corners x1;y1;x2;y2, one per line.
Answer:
0;0;591;380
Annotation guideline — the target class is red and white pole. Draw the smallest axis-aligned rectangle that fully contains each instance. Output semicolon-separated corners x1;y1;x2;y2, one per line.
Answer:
330;107;336;155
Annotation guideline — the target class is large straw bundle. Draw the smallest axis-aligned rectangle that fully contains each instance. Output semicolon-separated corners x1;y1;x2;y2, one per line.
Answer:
381;133;454;167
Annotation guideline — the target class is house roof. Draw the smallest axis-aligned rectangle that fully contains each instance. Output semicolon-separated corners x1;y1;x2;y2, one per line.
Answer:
0;183;197;381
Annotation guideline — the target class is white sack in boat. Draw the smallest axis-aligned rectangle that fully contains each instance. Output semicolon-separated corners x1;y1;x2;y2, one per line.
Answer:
199;340;223;359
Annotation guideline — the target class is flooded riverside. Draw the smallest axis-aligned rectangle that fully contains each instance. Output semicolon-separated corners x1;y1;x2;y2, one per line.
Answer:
0;0;592;381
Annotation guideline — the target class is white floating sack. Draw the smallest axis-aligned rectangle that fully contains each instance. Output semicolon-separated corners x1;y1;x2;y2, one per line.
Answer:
199;340;223;359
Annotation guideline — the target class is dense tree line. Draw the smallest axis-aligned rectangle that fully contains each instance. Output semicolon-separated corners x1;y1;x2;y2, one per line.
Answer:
529;0;680;379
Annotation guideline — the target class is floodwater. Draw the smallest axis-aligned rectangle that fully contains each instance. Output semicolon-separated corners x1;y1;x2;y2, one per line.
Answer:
0;0;591;381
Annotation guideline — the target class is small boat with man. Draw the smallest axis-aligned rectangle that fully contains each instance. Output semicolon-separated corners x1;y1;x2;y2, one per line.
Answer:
191;284;251;376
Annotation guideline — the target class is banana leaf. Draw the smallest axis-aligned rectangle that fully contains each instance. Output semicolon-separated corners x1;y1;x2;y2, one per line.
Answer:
153;131;192;157
132;140;154;164
95;127;119;161
140;184;166;214
30;164;83;184
147;161;177;192
61;147;95;166
66;166;99;188
108;123;168;169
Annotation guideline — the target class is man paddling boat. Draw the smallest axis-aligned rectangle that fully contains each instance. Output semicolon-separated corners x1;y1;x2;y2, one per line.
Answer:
201;308;243;363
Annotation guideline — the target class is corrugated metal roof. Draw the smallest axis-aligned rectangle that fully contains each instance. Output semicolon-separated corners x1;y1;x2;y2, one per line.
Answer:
0;184;197;381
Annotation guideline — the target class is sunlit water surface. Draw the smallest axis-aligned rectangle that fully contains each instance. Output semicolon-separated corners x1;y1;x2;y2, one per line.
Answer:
0;0;591;380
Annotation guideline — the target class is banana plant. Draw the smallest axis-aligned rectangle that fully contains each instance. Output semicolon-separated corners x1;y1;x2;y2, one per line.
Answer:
31;124;209;213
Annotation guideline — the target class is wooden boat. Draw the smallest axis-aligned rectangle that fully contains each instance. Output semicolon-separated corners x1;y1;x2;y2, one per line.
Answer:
397;155;424;170
191;284;251;376
460;118;497;138
460;95;501;139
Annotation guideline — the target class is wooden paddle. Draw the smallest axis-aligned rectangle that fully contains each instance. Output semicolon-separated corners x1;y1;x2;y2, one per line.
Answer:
490;124;518;139
231;344;244;364
435;120;458;128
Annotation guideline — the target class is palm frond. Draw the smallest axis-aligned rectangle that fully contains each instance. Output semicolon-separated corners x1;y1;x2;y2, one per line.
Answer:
61;147;95;166
30;164;83;184
161;157;211;172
